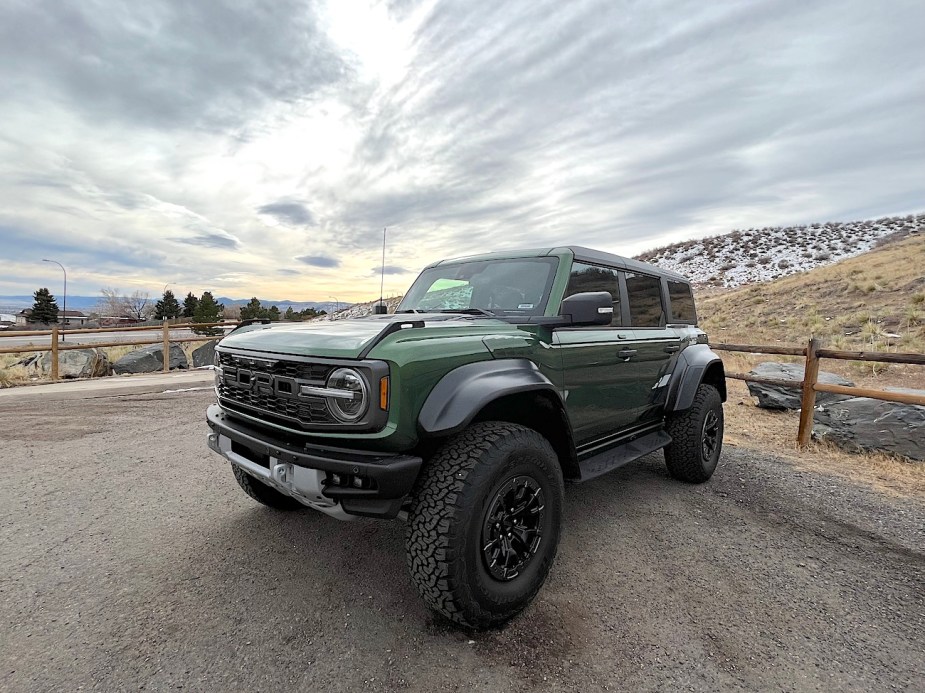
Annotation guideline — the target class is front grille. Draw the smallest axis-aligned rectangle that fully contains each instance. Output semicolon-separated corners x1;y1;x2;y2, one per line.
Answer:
217;352;336;428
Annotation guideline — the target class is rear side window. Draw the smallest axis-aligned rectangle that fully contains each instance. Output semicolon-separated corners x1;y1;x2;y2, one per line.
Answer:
625;272;664;327
667;280;696;324
565;262;623;326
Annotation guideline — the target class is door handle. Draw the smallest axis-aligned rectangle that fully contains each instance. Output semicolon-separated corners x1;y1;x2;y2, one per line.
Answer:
618;349;638;360
663;345;680;353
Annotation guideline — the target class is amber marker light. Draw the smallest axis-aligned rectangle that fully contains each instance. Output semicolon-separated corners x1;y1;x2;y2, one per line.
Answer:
379;377;390;410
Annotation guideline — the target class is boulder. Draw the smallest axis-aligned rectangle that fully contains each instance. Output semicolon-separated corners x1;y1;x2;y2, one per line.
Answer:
746;362;855;410
17;349;111;379
814;389;925;461
191;340;219;368
113;343;188;374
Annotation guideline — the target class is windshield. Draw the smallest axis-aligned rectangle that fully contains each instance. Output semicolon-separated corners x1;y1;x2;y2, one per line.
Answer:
397;257;559;317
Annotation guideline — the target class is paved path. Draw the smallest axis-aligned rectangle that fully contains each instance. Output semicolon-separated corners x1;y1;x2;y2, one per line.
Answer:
0;370;214;402
1;391;923;691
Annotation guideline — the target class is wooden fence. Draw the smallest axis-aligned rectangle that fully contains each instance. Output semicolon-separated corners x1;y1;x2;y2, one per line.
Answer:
712;339;925;446
0;321;238;380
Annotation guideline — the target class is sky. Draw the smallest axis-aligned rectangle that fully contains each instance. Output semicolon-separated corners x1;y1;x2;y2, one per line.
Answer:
0;0;923;302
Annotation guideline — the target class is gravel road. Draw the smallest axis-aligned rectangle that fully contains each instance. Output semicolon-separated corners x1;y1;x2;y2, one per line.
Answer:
1;391;923;692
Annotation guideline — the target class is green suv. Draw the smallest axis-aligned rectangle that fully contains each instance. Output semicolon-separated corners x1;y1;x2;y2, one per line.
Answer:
206;246;726;628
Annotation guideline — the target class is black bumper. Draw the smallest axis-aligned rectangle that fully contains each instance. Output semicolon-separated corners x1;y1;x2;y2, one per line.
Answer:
206;404;422;518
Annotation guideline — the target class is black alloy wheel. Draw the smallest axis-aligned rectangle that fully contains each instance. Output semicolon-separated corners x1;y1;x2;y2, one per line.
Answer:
481;475;546;581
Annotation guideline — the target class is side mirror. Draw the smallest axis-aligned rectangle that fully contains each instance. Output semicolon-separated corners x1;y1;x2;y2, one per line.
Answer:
559;292;614;326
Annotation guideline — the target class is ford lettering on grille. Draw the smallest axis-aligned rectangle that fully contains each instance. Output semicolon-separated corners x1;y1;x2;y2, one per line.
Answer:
217;352;336;427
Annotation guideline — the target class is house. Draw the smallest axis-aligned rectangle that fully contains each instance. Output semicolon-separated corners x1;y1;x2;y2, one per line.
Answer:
0;313;15;330
16;309;91;327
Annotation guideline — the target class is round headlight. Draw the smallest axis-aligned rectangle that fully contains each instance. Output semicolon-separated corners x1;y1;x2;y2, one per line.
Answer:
326;368;369;422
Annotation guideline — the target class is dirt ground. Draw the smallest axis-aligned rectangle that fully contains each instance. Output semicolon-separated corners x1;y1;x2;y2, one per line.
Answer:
1;390;923;692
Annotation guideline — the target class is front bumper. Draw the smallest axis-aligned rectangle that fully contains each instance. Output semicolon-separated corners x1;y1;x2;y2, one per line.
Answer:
206;404;422;519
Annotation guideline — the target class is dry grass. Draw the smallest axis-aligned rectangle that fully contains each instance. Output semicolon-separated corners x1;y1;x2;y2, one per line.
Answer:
724;379;925;498
699;233;925;354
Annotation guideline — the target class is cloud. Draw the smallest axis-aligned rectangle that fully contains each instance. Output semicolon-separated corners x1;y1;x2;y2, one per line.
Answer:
257;201;315;226
0;0;922;300
295;255;340;268
0;0;347;132
371;265;410;275
175;232;241;250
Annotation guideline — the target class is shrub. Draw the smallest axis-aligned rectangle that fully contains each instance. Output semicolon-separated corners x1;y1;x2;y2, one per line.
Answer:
777;259;791;269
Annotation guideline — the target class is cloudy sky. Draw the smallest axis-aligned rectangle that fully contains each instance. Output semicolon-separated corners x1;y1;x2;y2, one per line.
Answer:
1;0;922;302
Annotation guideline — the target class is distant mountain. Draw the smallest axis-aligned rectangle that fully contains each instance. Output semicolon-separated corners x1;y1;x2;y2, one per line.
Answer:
636;213;922;287
214;298;348;313
0;295;102;312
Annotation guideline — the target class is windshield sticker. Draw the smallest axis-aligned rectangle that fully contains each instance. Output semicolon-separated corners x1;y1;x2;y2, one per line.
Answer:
517;303;534;310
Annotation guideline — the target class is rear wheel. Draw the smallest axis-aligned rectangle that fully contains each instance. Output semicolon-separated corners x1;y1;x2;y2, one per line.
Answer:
664;384;724;483
405;422;564;629
232;465;303;510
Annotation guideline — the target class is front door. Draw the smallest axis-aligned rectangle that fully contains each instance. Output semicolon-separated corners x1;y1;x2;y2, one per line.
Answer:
555;327;640;447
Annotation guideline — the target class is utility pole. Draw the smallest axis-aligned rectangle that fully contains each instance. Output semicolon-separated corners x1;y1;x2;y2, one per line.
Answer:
42;259;66;342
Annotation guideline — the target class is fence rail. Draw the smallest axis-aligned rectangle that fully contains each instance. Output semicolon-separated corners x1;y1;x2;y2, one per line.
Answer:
714;338;925;446
0;321;239;380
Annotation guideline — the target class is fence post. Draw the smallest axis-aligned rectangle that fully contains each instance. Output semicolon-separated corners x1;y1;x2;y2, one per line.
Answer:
50;325;59;382
797;337;821;447
162;319;170;373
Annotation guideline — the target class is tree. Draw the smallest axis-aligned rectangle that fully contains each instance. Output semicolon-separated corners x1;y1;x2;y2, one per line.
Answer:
240;297;265;321
284;306;296;321
31;287;59;324
267;305;281;322
182;292;199;319
123;290;152;321
154;289;181;320
98;288;154;321
193;291;223;335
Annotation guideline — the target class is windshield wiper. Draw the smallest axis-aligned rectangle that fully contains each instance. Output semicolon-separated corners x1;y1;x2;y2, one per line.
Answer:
437;308;496;317
395;308;422;314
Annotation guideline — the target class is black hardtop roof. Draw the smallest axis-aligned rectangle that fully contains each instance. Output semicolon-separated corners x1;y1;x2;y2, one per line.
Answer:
428;245;690;283
565;246;689;281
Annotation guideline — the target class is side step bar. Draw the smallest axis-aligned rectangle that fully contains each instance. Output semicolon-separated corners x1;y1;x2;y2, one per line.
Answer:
577;430;672;482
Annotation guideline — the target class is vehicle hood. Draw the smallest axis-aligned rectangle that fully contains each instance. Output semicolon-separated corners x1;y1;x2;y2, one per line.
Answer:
217;314;514;359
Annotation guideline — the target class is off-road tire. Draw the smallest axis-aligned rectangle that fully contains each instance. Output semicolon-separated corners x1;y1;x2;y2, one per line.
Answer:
232;465;303;510
664;383;724;483
405;422;564;629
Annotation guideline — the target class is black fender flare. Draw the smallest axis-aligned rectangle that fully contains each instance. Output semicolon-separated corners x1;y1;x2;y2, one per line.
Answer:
418;359;562;437
665;344;726;412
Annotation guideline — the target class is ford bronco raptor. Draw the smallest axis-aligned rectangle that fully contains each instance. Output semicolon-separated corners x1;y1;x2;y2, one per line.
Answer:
206;246;726;628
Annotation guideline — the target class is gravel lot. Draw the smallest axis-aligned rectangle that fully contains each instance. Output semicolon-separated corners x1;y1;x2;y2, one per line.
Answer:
1;390;923;692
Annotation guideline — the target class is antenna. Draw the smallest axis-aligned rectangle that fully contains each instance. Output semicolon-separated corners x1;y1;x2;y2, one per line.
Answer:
375;226;388;314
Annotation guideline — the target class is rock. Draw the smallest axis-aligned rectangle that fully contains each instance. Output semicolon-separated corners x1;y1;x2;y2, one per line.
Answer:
814;389;925;461
746;362;855;410
191;340;219;368
113;343;188;374
16;349;111;379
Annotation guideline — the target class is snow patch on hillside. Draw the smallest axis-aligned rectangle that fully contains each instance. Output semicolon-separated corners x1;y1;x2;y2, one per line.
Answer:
636;214;922;287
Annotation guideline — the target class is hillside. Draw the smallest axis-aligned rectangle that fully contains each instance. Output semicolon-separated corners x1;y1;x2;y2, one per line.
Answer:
697;232;925;353
637;213;922;287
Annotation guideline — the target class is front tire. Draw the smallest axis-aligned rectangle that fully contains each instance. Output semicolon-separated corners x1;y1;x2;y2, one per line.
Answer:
405;422;564;629
232;465;303;510
664;384;724;483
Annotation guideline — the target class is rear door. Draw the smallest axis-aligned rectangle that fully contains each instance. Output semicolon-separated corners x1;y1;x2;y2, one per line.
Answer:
619;271;682;424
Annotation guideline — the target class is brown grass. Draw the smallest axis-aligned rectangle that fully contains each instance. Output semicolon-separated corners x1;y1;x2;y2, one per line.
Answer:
700;233;925;391
699;233;925;354
724;379;925;497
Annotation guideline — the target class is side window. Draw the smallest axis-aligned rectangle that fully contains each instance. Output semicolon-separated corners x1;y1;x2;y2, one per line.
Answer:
625;272;664;327
667;280;696;324
564;262;623;326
